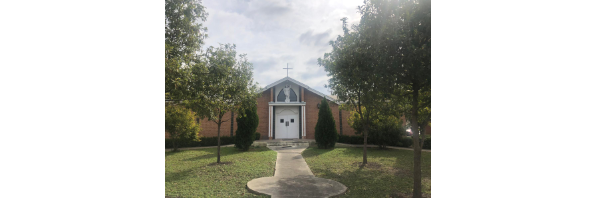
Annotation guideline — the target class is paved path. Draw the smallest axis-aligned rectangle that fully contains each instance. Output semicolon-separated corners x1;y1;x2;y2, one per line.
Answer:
246;146;347;198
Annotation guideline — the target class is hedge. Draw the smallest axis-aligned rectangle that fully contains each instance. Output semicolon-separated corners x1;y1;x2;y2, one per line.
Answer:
338;135;422;149
422;137;431;149
337;135;372;145
166;136;236;149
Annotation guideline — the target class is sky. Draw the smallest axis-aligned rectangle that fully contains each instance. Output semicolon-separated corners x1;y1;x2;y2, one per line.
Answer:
201;0;364;96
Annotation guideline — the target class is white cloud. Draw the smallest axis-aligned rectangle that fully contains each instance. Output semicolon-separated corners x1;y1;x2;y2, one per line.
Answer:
202;0;363;95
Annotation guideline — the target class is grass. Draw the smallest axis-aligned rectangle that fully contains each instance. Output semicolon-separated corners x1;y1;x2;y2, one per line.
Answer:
165;147;277;198
302;147;431;198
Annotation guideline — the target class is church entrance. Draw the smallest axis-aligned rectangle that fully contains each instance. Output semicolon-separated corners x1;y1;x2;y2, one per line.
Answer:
274;106;300;139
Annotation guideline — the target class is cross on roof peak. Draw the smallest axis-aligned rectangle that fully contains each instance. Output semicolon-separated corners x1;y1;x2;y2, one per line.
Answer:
283;63;292;77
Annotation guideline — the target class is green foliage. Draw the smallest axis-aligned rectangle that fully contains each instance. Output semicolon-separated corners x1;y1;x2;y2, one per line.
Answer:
254;133;261;140
165;0;208;101
398;136;413;148
337;135;372;145
234;103;259;151
165;136;236;149
422;137;431;150
348;107;405;149
165;105;201;151
369;118;404;149
315;98;338;149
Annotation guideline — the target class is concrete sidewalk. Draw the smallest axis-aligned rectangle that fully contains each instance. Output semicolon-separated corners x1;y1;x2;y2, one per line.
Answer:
246;146;347;198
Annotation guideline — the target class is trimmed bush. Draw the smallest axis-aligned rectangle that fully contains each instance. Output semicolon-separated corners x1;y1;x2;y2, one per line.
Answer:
337;135;372;145
165;136;236;149
254;133;261;140
422;137;431;149
235;104;260;151
314;98;338;149
369;115;405;149
397;136;413;148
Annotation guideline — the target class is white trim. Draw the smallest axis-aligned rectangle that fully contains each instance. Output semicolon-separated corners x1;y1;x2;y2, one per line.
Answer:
277;108;298;114
269;102;306;106
260;77;339;104
302;106;306;136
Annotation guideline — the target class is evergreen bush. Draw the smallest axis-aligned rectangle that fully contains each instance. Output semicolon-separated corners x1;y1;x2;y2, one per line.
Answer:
254;133;261;140
165;105;201;151
314;98;338;149
234;104;259;151
397;136;413;147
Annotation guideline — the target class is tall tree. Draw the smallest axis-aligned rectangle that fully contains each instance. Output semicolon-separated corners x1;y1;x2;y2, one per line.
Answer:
165;0;208;101
187;43;259;163
319;18;385;165
356;0;431;197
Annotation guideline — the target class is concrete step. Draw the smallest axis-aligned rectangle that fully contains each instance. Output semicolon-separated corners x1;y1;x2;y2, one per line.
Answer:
266;142;311;147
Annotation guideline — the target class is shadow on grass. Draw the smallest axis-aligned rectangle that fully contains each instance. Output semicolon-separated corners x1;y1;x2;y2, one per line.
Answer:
165;168;195;183
301;147;335;159
311;166;408;197
180;146;272;161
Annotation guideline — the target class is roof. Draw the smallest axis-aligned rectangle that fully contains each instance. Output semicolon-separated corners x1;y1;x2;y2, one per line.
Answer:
260;76;339;104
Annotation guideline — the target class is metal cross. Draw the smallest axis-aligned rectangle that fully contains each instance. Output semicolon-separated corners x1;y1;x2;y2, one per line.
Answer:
283;63;292;77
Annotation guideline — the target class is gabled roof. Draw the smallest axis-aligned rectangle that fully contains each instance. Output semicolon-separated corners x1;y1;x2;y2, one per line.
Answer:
260;76;339;104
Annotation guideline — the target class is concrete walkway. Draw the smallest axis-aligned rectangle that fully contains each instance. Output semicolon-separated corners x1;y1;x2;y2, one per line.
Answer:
246;145;347;198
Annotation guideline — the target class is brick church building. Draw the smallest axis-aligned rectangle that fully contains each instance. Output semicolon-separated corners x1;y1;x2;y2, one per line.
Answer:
166;76;357;140
165;76;431;140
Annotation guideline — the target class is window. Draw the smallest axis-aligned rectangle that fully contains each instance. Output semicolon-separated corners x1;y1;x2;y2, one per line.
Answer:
280;119;284;123
291;119;294;123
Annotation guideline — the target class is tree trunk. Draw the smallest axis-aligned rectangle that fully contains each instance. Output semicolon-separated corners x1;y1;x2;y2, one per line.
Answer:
217;122;221;163
363;124;368;165
411;87;422;198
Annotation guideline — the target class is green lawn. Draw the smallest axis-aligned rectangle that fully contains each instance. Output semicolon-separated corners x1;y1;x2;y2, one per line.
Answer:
165;147;277;198
302;147;431;198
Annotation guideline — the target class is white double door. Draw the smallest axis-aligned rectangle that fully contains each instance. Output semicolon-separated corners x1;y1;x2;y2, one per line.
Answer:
276;115;299;139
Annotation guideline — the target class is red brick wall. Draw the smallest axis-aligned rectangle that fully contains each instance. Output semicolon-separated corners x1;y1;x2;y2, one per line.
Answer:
303;90;320;139
340;109;357;136
165;88;362;139
255;90;271;140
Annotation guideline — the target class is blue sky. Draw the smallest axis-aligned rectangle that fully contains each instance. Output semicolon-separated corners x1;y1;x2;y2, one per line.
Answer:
201;0;363;96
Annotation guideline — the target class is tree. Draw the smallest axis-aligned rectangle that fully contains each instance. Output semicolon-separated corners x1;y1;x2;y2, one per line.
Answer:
348;107;404;149
165;0;208;101
165;105;201;152
234;102;259;151
356;0;431;197
319;17;386;165
314;98;338;149
186;43;259;163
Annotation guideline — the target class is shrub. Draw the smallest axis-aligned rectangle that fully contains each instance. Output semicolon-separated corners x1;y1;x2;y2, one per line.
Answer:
314;98;338;149
422;137;431;149
368;116;404;149
397;136;413;148
254;133;261;140
337;135;372;145
165;105;201;151
165;136;236;149
235;104;259;151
